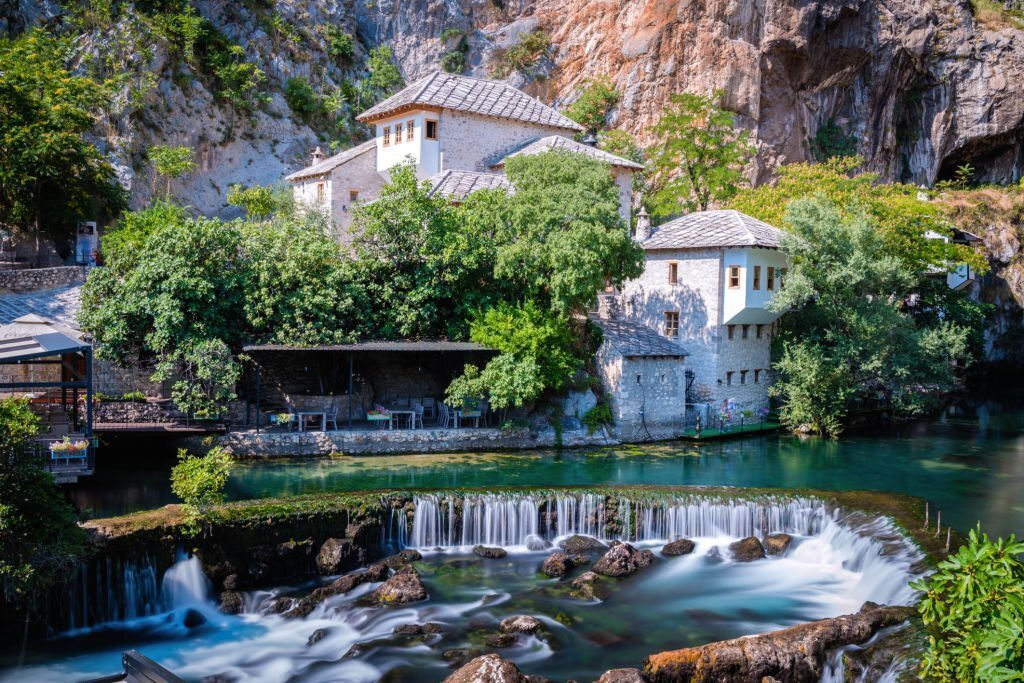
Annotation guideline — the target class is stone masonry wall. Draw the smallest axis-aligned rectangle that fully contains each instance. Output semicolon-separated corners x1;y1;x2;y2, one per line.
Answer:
93;359;168;398
439;110;567;172
0;266;88;293
329;146;388;243
611;356;686;440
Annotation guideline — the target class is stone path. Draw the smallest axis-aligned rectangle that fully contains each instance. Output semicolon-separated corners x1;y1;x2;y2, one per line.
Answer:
0;284;82;327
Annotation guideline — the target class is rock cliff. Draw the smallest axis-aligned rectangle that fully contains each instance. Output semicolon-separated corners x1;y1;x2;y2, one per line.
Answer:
5;0;1024;215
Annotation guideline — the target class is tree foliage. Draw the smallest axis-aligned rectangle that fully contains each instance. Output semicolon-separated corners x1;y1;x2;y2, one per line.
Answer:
0;399;86;610
170;447;233;535
768;197;973;436
912;526;1024;682
149;145;196;199
0;29;125;243
648;91;754;216
566;75;620;132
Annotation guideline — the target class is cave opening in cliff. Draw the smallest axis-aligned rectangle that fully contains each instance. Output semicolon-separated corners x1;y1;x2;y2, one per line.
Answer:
937;131;1024;187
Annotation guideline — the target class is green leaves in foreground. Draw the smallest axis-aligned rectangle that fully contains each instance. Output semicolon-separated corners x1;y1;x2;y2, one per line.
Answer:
912;526;1024;682
170;447;233;536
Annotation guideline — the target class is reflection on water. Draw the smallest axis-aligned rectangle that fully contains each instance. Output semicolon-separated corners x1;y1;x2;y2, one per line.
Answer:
71;402;1024;537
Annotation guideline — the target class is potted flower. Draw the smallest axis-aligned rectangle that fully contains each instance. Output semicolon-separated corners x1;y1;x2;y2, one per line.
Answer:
50;437;89;459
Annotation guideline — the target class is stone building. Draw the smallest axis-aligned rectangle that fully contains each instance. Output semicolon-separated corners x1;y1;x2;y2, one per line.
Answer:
618;209;788;416
286;71;641;237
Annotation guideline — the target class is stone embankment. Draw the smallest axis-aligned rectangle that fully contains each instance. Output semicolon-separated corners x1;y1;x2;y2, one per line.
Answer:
0;265;88;293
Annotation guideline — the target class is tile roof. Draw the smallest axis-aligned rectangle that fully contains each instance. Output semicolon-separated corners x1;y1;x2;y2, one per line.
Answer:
0;284;82;329
428;170;512;201
285;139;377;182
643;210;784;250
357;71;583;132
591;316;688;358
491;135;644;170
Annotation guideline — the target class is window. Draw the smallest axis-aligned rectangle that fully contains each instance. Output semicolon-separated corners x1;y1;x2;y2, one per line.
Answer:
316;182;325;203
668;262;678;285
727;325;735;340
754;369;761;383
383;126;390;146
756;324;764;339
425;120;438;140
406;120;414;142
753;265;761;290
742;324;749;339
728;265;741;288
726;371;734;386
740;370;748;385
664;311;680;338
767;266;775;291
349;190;359;202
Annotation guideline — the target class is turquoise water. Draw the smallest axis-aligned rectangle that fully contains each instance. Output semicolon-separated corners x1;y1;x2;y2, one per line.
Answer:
72;402;1024;537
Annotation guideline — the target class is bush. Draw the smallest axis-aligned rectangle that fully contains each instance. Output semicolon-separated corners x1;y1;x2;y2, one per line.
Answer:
323;25;355;63
440;48;467;74
581;402;612;434
503;30;549;74
912;526;1024;681
284;76;319;116
170;447;233;535
810;119;857;161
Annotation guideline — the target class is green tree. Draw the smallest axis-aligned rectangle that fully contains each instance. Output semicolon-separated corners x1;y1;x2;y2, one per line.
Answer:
227;184;277;220
0;398;86;642
566;75;620;133
728;157;987;276
768;197;972;436
284;76;319;116
0;29;125;244
362;46;404;105
322;25;355;63
912;526;1024;682
647;91;754;216
149;145;196;199
599;128;648;196
170;447;233;534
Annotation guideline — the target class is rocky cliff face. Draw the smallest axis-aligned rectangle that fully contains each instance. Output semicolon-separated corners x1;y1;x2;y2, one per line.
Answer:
5;0;1024;214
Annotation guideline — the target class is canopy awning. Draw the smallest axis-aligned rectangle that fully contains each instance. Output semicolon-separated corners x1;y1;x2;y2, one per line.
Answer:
243;340;492;353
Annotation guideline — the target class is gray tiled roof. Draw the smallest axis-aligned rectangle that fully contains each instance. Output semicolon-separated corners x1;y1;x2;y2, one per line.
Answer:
492;135;644;170
357;72;583;132
0;284;82;329
428;170;512;201
591;316;688;358
644;210;783;250
286;139;376;182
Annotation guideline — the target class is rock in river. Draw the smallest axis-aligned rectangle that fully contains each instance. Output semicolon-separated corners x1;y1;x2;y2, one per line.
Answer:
559;535;607;554
218;591;244;615
596;669;647;683
764;533;793;556
444;653;527;683
485;632;516;648
540;551;588;577
525;534;551;551
570;571;610;601
316;537;359;575
500;615;543;634
374;565;427;605
473;545;508;559
729;536;766;562
593;543;655;577
661;538;696;556
384;548;422;569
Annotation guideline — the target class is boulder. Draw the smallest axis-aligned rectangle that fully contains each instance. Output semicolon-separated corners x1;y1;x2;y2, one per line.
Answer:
643;603;916;682
384;548;422;569
306;628;329;646
473;545;508;559
540;551;588;577
182;608;206;629
593;543;655;577
485;632;517;647
570;571;610;601
500;615;543;634
443;653;527;683
283;562;389;619
218;591;244;615
729;536;766;562
525;534;552;551
423;622;446;634
442;648;484;667
559;535;607;554
316;537;359;575
596;669;647;683
661;539;696;556
374;565;427;604
705;546;723;563
764;533;793;556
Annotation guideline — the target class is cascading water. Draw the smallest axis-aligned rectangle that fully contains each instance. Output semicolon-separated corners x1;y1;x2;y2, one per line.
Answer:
60;554;160;631
160;551;212;611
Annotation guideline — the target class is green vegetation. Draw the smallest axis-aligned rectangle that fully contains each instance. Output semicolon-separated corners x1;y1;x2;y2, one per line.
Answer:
284;76;319;116
647;91;754;216
363;46;404;102
322;25;355;63
170;447;233;534
968;0;1024;30
809;119;858;161
498;30;550;76
768;197;974;436
439;28;469;74
0;399;86;627
566;75;620;132
149;144;196;199
0;29;125;243
913;526;1024;681
581;402;613;434
227;183;279;219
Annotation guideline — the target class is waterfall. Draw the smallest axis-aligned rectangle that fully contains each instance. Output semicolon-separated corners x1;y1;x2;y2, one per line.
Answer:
406;493;832;549
61;554;160;631
160;552;212;610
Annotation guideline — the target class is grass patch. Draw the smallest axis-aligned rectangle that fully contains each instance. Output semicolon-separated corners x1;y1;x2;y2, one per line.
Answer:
970;0;1024;29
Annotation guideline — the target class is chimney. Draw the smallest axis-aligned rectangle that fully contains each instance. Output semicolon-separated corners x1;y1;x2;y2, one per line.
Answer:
311;146;325;164
596;292;619;320
635;206;651;242
582;131;598;146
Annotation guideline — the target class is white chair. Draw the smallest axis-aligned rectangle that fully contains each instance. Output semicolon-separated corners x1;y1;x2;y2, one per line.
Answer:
439;402;455;429
411;401;425;429
324;405;338;431
421;397;436;419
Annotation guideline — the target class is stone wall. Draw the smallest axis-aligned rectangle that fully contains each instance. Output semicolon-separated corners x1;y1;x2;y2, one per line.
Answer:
0;265;88;293
93;359;168;398
210;425;615;457
597;346;686;440
439;110;567;172
93;400;172;424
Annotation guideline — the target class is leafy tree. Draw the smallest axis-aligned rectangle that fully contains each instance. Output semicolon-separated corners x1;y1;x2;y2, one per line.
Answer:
809;119;858;161
566;75;620;132
912;526;1024;682
322;25;355;63
0;29;125;244
0;398;86;639
284;76;319;116
149;145;196;199
768;197;972;435
363;46;403;105
227;184;277;219
170;447;233;535
647;91;754;216
599;128;648;196
728;157;987;276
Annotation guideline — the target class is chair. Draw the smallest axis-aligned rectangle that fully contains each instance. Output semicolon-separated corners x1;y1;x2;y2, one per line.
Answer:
411;401;425;429
421;397;436;419
324;405;339;431
438;402;453;429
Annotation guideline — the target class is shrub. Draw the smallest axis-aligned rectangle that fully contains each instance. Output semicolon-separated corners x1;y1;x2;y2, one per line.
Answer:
323;25;355;62
170;447;233;535
810;119;857;161
284;76;319;116
566;75;620;132
912;526;1024;681
440;48;467;74
581;402;612;434
503;30;549;74
227;183;277;219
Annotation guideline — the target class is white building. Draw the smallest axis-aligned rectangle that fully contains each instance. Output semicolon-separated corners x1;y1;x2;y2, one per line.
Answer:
286;71;642;242
618;209;789;416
